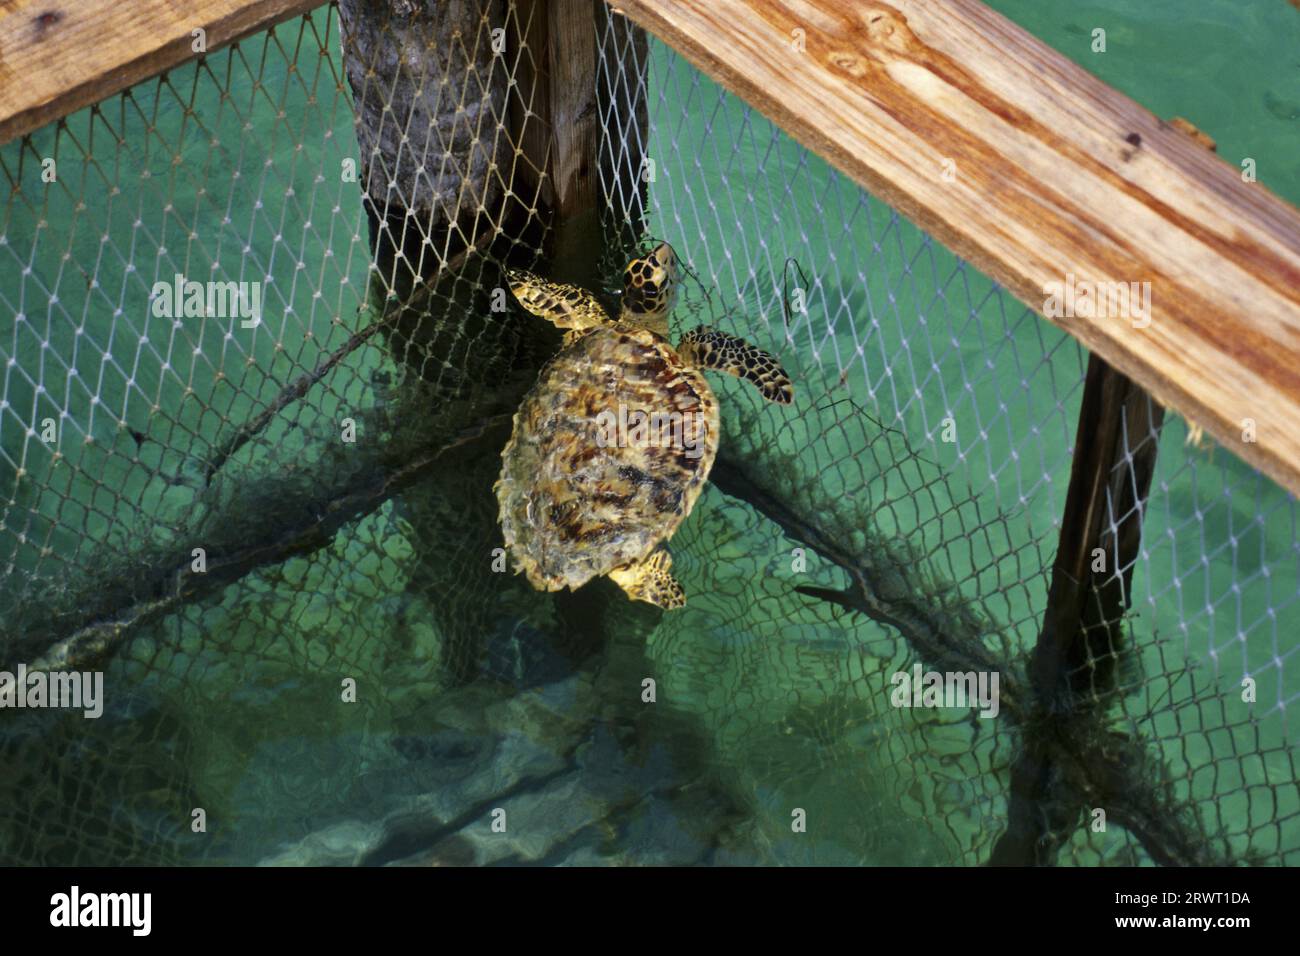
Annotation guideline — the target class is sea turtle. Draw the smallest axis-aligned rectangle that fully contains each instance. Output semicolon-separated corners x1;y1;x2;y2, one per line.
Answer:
495;242;794;609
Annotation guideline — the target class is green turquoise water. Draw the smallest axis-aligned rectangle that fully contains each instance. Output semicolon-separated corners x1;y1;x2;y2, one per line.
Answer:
990;0;1300;207
0;2;1297;866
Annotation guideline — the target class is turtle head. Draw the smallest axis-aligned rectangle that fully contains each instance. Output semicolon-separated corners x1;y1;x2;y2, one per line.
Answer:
619;241;679;334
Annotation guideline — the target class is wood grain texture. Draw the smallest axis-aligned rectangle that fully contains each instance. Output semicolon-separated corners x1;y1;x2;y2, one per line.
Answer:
612;0;1300;496
512;0;604;218
544;0;603;216
0;0;324;145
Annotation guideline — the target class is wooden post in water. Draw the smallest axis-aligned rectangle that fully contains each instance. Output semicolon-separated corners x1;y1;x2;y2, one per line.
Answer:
512;0;598;285
991;357;1165;865
1031;358;1165;708
992;119;1217;867
511;0;648;285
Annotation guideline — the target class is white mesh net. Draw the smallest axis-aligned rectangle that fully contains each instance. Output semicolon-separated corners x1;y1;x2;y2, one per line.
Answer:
0;0;1296;866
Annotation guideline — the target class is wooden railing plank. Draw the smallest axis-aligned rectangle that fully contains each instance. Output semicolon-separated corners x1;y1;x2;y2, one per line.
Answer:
612;0;1300;497
0;0;325;145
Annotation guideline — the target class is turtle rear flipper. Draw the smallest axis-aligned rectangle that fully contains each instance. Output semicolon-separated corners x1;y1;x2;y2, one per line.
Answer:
609;548;686;609
678;326;794;404
506;269;610;330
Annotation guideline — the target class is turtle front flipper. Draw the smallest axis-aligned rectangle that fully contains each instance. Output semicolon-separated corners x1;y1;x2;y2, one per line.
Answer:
678;326;794;404
608;548;686;609
506;268;610;330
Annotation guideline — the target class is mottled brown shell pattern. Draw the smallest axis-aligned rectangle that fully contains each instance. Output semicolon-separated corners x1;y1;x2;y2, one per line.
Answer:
496;325;720;592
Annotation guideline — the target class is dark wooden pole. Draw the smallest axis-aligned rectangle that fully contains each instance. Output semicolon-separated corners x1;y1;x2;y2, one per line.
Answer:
511;0;601;288
992;119;1216;867
1031;357;1165;706
990;358;1164;865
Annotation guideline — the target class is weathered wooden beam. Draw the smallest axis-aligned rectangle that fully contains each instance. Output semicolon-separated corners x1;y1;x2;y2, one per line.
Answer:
0;0;325;146
611;0;1300;498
